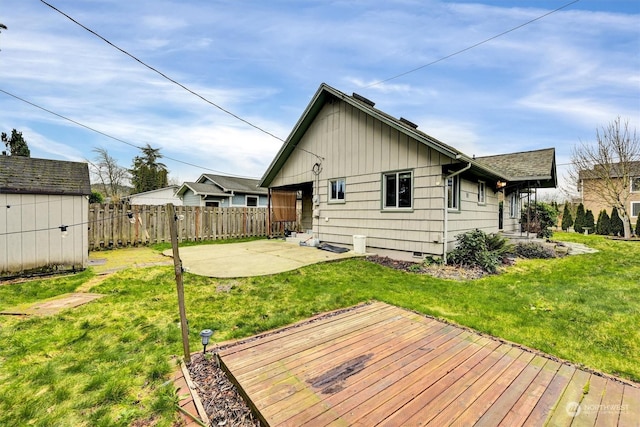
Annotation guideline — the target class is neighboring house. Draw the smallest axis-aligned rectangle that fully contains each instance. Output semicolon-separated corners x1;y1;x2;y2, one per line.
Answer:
124;185;183;206
475;148;557;233
259;83;557;260
175;174;268;207
0;156;91;275
578;161;640;223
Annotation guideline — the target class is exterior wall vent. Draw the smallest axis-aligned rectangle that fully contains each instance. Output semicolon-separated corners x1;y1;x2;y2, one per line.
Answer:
352;93;375;107
400;117;418;129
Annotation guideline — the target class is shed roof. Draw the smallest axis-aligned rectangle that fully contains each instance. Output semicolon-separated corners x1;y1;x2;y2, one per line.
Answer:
0;156;91;196
475;148;557;188
175;182;229;198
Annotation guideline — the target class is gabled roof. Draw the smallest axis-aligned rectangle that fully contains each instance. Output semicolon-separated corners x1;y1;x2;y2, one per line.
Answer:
198;174;267;195
578;161;640;180
175;182;229;198
0;156;91;196
126;185;179;197
475;148;557;188
259;83;516;188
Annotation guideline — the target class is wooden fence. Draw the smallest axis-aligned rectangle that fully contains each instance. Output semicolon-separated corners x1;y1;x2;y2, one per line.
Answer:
88;203;297;250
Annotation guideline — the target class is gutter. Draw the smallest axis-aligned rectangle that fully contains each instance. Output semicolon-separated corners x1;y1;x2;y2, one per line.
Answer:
443;160;472;264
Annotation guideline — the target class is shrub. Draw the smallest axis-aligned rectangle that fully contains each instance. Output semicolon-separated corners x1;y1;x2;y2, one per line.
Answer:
596;210;611;235
574;203;586;234
561;203;573;231
610;207;624;236
513;242;557;259
448;229;512;274
585;209;595;234
521;202;558;238
636;215;640;237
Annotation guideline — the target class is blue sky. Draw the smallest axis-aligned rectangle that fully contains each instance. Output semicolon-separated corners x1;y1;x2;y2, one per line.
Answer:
1;0;638;196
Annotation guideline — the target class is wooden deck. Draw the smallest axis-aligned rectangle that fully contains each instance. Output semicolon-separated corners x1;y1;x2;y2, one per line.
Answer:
218;302;640;426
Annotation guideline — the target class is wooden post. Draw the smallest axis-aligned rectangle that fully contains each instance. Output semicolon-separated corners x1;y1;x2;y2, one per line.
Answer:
167;203;190;364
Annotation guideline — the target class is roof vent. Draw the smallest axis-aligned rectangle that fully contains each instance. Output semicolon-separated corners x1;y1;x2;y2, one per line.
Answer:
399;117;418;129
352;92;375;107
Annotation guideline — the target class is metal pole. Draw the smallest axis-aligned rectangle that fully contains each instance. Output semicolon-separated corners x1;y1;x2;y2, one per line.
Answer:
167;203;190;364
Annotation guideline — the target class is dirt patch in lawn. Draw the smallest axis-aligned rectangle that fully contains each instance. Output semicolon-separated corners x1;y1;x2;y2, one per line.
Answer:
0;292;104;316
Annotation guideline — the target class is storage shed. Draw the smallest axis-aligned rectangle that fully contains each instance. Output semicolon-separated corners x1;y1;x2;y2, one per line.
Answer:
0;156;91;275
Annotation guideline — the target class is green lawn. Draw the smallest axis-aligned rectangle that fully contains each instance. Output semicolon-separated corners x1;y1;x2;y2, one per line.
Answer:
0;233;638;426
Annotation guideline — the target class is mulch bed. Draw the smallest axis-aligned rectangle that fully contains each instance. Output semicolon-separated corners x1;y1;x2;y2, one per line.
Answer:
187;353;261;427
365;255;488;280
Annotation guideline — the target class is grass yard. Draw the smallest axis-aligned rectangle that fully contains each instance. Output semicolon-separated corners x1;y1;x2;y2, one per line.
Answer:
0;232;638;426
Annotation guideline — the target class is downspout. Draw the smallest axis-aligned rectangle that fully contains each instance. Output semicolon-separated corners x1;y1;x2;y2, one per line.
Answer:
443;161;472;264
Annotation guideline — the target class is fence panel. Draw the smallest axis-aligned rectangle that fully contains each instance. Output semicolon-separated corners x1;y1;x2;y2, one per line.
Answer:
88;204;296;250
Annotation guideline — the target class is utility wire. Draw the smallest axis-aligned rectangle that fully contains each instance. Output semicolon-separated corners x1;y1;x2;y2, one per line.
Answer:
0;88;256;178
365;0;580;88
39;0;283;143
38;0;324;162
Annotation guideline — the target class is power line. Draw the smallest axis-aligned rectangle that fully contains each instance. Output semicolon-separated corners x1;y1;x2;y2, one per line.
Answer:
38;1;324;162
365;0;580;88
39;0;284;144
0;88;255;178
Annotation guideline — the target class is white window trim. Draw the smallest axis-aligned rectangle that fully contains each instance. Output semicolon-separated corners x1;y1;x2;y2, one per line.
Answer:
447;175;460;211
631;201;640;218
328;178;346;203
383;170;413;210
509;192;520;218
477;180;486;205
246;195;259;207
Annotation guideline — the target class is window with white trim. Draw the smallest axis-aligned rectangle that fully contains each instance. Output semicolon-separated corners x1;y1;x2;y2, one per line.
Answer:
383;171;412;209
246;196;258;207
632;177;640;192
478;181;486;205
632;201;640;217
329;178;346;202
509;192;519;218
447;175;460;210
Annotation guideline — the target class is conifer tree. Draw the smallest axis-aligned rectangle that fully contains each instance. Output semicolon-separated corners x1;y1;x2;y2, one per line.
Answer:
596;210;611;235
584;209;595;234
561;202;573;231
610;207;624;236
574;203;586;234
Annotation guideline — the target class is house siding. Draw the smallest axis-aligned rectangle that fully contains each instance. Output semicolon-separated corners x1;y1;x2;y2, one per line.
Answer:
581;177;640;220
269;99;499;256
182;190;204;207
128;187;182;206
0;193;88;274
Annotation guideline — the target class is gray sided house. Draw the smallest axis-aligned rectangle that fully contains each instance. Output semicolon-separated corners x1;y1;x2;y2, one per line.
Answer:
176;174;267;208
0;156;91;275
259;83;557;260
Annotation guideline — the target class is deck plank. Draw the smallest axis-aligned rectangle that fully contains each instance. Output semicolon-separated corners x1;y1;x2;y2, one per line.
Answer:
216;302;640;427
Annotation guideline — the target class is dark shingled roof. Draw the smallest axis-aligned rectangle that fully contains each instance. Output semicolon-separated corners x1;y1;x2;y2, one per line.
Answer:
475;148;557;187
199;174;267;195
0;156;91;196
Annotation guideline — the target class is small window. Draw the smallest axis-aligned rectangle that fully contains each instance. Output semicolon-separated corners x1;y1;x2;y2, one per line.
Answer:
383;171;412;209
509;192;519;218
206;201;219;207
246;196;258;207
632;202;640;217
329;178;346;202
632;177;640;192
447;175;460;210
478;181;486;205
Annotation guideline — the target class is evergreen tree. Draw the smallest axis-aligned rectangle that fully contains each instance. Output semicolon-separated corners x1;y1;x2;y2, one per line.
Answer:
561;203;573;231
610;207;624;236
130;144;168;193
1;129;30;157
584;209;595;234
596;210;611;235
574;203;586;234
